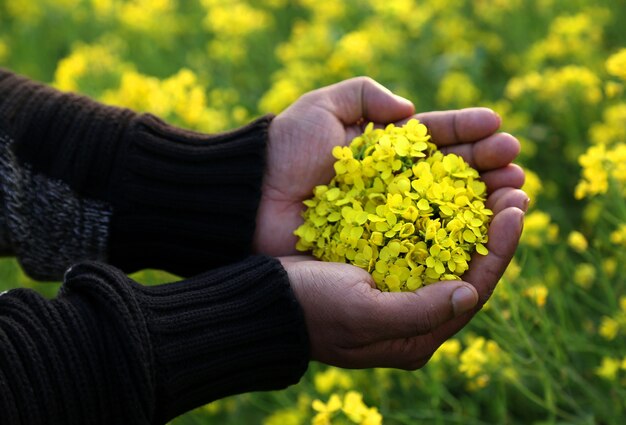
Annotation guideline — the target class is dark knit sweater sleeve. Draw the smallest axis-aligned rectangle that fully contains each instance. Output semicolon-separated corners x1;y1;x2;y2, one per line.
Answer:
0;256;309;425
0;68;269;279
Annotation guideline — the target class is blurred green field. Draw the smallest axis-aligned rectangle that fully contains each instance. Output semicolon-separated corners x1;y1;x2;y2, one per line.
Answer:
1;0;626;423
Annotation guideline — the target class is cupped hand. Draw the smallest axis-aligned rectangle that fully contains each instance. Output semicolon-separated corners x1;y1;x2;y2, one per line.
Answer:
254;77;525;256
281;190;526;370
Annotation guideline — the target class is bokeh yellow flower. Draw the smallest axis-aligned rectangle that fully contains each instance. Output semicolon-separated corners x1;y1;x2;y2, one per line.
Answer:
523;284;549;307
599;316;619;340
311;392;382;425
598;296;626;341
574;263;595;289
459;336;512;391
610;224;626;247
596;357;622;380
431;338;461;362
576;142;626;199
567;231;588;252
606;48;626;81
520;211;559;247
437;71;481;108
314;368;353;394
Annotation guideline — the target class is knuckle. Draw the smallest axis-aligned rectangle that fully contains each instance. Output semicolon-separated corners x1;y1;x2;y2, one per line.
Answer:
479;282;496;306
354;75;376;86
392;338;428;370
412;293;438;334
402;356;429;371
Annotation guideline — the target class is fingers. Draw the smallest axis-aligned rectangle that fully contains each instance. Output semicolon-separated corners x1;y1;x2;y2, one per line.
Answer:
441;132;520;171
277;255;317;265
364;280;478;343
335;336;436;370
487;187;530;213
481;164;526;193
328;281;479;369
462;206;525;305
419;205;526;349
412;108;501;146
306;76;415;125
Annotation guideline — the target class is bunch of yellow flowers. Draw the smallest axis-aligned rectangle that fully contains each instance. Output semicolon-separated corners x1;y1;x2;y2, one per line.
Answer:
294;119;492;292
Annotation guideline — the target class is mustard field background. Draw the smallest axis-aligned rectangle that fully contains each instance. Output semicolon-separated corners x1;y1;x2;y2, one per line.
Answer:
1;0;626;423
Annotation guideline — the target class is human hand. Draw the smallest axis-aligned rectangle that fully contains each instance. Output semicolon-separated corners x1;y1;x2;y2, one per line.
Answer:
254;77;525;256
281;191;526;369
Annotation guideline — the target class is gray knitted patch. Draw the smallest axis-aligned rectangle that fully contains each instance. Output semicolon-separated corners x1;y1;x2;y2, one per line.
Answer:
0;130;112;281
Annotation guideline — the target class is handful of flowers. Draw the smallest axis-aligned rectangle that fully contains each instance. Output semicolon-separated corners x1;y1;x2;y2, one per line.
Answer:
294;119;492;292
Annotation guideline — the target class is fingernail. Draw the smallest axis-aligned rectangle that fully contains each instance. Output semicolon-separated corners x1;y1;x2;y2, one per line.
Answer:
452;286;478;316
523;197;530;212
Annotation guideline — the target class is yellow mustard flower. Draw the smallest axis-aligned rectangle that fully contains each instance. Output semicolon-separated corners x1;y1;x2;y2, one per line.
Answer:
314;367;353;394
575;144;609;199
53;41;129;94
599;316;619;340
573;263;595;289
596;357;622;381
263;409;303;425
506;66;602;108
202;0;271;37
610;224;626;247
576;142;626;199
437;71;481;109
603;257;618;278
527;12;605;67
118;0;177;33
102;69;229;132
590;103;626;146
295;119;492;291
459;336;511;391
431;338;461;363
599;299;626;341
567;231;588;252
311;391;382;425
4;0;42;23
523;284;549;307
605;81;624;99
342;391;381;425
312;394;342;425
299;0;346;22
520;211;559;247
607;48;626;81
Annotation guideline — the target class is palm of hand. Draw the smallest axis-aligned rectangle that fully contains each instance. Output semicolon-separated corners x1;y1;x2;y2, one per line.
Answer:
254;100;363;256
253;78;416;256
259;78;528;370
253;77;526;262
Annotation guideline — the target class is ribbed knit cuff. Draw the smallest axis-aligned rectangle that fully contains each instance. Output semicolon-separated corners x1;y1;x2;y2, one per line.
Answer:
108;114;273;277
135;255;309;423
0;68;136;199
0;68;273;277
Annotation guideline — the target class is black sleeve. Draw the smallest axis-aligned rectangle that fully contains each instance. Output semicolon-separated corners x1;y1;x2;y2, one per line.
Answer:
0;256;309;425
0;68;271;279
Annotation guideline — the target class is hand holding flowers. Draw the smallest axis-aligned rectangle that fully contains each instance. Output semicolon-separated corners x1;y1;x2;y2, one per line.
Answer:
255;77;528;369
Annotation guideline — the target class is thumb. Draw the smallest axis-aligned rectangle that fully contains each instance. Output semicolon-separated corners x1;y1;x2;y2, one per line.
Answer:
277;255;317;266
308;76;415;124
366;281;479;342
